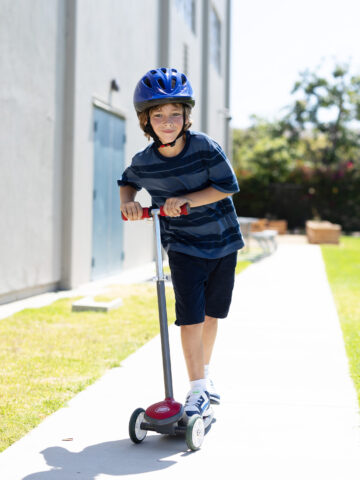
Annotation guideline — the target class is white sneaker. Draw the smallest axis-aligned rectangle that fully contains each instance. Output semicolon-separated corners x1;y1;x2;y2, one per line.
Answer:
183;389;211;420
207;378;221;405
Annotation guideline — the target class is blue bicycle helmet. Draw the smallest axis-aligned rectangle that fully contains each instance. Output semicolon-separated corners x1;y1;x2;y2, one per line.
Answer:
133;68;195;148
133;67;195;113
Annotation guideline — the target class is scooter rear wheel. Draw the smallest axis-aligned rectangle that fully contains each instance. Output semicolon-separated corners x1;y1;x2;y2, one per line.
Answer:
129;408;147;444
186;414;205;451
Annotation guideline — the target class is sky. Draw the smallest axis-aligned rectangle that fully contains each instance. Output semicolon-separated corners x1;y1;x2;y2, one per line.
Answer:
230;0;360;129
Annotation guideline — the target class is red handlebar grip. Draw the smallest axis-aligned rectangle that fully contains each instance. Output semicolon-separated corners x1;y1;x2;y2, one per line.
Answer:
121;207;150;221
141;207;151;219
121;204;190;220
159;204;190;216
181;204;190;215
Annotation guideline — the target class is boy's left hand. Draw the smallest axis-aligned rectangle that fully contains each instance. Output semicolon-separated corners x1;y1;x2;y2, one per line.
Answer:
163;197;190;217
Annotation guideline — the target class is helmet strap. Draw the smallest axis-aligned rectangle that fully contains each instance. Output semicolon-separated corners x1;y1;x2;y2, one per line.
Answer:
145;107;187;149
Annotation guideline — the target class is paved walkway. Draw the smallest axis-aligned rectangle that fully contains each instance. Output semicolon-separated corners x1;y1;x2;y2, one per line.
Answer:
1;243;359;479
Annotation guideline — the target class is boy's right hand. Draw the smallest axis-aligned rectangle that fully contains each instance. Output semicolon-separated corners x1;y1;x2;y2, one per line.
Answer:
120;201;143;221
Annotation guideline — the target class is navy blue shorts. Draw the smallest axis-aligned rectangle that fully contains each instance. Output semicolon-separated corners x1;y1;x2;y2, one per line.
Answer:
167;250;238;326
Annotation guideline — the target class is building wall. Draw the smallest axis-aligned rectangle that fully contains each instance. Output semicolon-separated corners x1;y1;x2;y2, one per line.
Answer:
62;0;157;288
0;0;232;303
0;0;66;301
169;2;203;131
207;0;228;145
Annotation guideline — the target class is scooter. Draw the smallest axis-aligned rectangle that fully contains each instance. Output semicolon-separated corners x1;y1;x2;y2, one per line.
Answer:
122;205;214;451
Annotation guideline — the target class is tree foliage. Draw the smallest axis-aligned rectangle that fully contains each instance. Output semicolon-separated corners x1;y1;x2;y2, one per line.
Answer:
280;63;360;166
233;117;297;183
232;62;360;231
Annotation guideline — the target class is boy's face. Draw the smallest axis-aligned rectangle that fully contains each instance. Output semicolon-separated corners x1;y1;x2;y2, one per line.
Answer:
149;104;184;144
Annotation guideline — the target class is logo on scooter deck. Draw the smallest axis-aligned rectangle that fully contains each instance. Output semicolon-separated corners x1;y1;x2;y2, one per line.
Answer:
145;399;183;421
155;405;171;413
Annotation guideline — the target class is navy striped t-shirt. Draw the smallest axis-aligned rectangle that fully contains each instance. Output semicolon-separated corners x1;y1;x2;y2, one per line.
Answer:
117;130;244;259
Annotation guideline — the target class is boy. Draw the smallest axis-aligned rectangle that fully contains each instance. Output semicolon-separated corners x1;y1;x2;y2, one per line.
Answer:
118;68;244;421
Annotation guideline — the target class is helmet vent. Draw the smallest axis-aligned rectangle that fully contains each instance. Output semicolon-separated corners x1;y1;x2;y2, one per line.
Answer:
157;78;165;89
134;68;195;113
143;77;152;88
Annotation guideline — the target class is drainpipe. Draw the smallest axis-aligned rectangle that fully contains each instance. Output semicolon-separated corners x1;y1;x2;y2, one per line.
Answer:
224;0;232;159
158;0;170;67
201;0;210;133
60;0;77;289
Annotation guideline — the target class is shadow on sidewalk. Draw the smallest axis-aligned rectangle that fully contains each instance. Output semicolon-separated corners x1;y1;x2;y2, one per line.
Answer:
22;435;192;479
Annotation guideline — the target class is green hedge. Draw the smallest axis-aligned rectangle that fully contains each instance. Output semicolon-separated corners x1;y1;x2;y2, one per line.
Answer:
233;162;360;232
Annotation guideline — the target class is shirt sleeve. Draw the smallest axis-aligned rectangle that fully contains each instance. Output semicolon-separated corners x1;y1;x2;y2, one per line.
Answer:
207;141;239;194
117;165;142;191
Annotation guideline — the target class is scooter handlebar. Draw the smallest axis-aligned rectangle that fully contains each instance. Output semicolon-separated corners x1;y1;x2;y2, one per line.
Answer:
121;204;190;221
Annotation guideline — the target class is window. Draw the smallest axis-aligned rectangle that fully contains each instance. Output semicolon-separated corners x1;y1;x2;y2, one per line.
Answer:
176;0;196;34
210;6;221;74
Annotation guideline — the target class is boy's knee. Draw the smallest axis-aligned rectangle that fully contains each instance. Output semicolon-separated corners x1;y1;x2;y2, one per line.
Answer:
180;323;204;340
204;315;217;323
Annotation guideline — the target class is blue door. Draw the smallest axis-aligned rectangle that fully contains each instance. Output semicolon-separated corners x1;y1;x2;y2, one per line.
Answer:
92;107;125;279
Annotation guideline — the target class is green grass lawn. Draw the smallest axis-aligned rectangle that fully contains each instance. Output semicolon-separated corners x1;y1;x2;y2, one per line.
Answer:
236;259;251;275
0;284;175;452
0;260;250;452
321;236;360;405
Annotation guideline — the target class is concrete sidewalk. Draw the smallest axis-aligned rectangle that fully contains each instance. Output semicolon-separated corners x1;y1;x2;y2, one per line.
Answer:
0;244;359;479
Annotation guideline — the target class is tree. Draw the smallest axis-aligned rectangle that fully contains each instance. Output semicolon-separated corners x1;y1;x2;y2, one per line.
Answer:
232;61;360;230
280;63;360;167
232;117;298;184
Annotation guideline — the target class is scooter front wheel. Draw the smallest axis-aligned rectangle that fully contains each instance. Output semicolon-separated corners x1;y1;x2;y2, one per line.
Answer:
186;414;205;451
129;408;147;444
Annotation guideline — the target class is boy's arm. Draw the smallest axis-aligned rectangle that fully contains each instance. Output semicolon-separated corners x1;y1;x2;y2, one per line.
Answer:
120;185;143;220
185;186;231;207
164;186;231;217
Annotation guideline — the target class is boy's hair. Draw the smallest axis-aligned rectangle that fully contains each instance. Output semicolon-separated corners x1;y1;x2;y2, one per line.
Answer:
138;103;193;141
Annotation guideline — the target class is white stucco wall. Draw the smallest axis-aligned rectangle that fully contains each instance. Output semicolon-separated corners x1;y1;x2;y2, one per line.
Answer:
0;0;65;301
168;0;229;148
207;0;227;146
68;0;158;285
0;0;231;302
169;3;202;131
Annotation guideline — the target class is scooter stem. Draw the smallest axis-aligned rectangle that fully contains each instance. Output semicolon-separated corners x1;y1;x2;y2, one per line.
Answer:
152;209;174;399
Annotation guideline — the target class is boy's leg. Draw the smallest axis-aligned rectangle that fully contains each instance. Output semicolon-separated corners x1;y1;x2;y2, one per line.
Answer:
181;323;211;419
180;316;217;380
203;315;221;405
203;315;218;365
202;251;237;404
180;323;204;381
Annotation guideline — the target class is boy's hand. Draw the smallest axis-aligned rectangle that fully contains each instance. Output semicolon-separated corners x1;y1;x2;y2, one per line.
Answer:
163;197;190;217
121;201;143;221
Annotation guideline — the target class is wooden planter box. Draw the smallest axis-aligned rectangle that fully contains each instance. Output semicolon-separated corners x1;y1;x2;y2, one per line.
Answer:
250;218;268;232
306;221;341;244
250;219;288;234
267;220;288;235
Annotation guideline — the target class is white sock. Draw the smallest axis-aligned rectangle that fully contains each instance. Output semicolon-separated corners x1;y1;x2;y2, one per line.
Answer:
204;364;210;379
190;379;207;392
